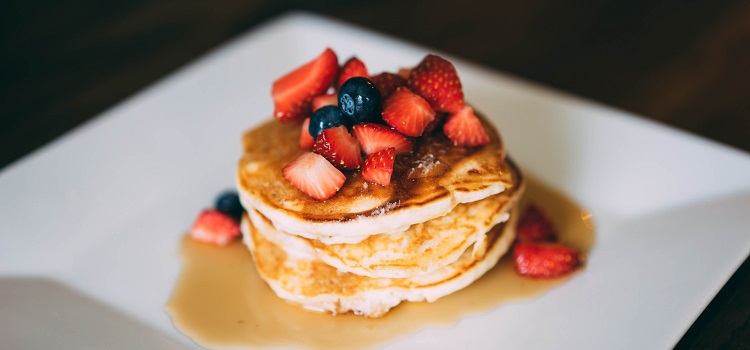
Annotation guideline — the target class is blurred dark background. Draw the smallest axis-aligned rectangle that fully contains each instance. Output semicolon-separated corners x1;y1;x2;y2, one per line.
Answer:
1;0;749;348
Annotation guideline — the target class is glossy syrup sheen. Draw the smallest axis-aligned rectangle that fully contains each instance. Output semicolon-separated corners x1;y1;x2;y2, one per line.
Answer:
166;175;595;350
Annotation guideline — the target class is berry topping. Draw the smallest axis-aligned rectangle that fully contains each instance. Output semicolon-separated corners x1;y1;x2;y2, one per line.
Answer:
337;57;369;88
381;87;436;137
282;152;346;200
371;72;406;98
272;48;338;123
214;191;243;222
352;123;413;155
442;105;490;146
338;77;382;124
190;209;241;246
513;242;581;278
362;147;396;186
313;125;363;170
407;54;464;113
309;105;351;138
517;204;558;243
312;93;338;112
299;117;315;150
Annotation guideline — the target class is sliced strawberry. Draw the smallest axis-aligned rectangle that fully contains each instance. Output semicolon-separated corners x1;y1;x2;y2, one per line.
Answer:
442;105;490;146
517;204;558;243
282;152;346;200
381;87;436;137
352;123;413;155
397;67;412;79
272;48;338;123
313;125;363;170
362;147;396;186
312;93;338;112
371;72;406;98
189;209;241;246
513;242;581;278
407;54;464;113
299;117;314;150
337;57;369;88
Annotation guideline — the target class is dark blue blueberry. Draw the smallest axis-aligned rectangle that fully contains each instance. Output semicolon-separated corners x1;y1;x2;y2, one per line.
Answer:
338;77;382;124
215;191;243;222
308;105;351;138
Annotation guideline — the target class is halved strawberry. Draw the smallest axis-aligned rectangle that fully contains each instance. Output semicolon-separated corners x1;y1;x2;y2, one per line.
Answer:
371;72;406;98
312;93;338;112
362;147;396;186
442;105;490;146
299;117;314;150
406;54;464;113
517;204;558;243
282;152;346;200
337;57;369;88
313;125;363;170
272;48;338;123
352;123;413;155
513;242;581;278
189;209;241;246
381;87;436;137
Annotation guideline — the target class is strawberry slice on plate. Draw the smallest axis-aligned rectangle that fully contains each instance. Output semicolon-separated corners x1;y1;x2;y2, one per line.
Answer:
189;209;241;246
282;152;346;200
312;93;338;112
337;56;369;88
272;48;338;123
517;204;558;243
382;87;436;137
313;125;363;170
352;123;413;155
299;117;314;150
513;242;581;278
442;105;490;146
362;147;396;186
371;72;406;98
407;54;464;113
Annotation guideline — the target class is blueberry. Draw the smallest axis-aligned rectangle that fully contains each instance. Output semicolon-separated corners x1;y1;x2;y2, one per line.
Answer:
338;77;382;124
308;105;351;138
215;191;243;222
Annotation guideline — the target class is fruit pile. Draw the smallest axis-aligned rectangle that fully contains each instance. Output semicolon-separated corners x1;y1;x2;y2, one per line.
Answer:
189;191;243;246
272;48;491;200
513;204;582;278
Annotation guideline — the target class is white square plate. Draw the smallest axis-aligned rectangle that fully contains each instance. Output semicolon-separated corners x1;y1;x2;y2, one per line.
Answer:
2;12;749;349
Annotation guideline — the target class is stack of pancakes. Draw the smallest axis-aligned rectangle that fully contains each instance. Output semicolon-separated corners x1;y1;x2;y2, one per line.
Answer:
237;112;524;317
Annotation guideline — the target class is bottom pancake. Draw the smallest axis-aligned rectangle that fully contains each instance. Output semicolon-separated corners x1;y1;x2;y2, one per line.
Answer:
241;210;518;318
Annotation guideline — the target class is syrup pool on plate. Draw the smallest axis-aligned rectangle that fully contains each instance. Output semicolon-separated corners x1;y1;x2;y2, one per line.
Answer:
166;175;595;350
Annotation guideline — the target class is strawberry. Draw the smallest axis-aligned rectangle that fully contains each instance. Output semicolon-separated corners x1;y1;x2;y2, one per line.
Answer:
442;105;490;146
312;93;338;112
513;242;581;278
352;123;413;155
397;67;412;79
189;209;241;246
282;152;346;200
272;48;338;123
362;147;396;186
313;125;363;170
517;204;558;243
381;87;436;137
337;57;369;88
371;72;406;98
407;54;464;113
299;117;314;150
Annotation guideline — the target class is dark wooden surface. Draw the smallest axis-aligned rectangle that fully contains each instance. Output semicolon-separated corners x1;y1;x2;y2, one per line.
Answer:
2;0;748;348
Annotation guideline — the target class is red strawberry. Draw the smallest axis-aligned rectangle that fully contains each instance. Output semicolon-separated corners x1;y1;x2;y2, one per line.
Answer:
299;117;314;150
313;125;363;170
189;209;241;246
407;54;464;113
272;48;338;123
513;242;581;278
352;123;413;155
517;204;558;243
282;152;346;200
381;87;436;137
371;72;406;98
362;147;396;186
337;57;369;88
442;105;490;146
312;93;338;112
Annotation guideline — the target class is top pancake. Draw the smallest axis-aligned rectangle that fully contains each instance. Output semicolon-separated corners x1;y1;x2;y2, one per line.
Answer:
237;111;513;243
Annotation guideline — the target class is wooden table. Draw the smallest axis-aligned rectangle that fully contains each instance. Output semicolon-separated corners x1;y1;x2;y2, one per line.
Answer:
2;1;748;348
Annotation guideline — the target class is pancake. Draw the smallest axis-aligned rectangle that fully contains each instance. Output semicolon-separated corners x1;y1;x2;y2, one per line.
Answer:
237;112;512;244
241;210;518;317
